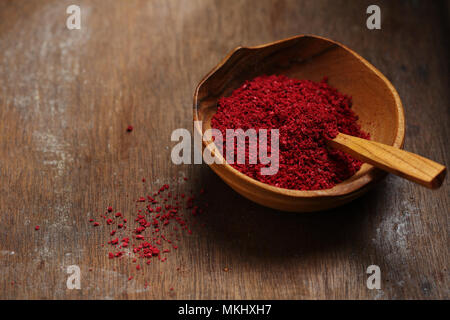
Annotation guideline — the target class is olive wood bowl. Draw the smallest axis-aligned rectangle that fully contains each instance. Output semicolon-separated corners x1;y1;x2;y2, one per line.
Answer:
193;35;405;212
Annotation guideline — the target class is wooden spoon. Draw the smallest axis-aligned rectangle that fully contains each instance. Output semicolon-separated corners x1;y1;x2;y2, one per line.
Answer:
328;133;446;189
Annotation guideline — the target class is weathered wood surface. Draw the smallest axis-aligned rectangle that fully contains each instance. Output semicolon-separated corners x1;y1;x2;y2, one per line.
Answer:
0;0;448;299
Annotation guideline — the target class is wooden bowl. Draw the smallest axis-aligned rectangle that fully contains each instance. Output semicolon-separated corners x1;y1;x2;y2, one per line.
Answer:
193;35;405;212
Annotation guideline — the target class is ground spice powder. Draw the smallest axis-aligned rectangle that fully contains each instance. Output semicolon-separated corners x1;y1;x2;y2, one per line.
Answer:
211;75;370;190
89;178;207;288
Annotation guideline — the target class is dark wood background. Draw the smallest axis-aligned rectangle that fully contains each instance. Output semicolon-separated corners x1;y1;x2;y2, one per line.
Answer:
0;0;448;300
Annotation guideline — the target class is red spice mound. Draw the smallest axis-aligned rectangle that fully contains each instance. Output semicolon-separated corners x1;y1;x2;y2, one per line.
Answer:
211;75;369;190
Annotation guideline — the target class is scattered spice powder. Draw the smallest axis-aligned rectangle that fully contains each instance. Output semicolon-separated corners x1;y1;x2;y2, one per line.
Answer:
89;179;207;287
211;75;369;190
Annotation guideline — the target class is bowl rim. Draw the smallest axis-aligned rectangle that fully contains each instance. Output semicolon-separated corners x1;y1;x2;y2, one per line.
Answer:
193;34;405;198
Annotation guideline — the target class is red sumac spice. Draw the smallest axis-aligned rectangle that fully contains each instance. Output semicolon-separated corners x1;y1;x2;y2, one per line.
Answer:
211;75;369;190
89;180;208;286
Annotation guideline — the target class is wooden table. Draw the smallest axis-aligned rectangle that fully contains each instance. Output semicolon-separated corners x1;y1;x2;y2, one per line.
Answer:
0;0;448;300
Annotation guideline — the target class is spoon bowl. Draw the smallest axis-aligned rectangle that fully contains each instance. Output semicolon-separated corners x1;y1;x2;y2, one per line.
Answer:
193;35;405;212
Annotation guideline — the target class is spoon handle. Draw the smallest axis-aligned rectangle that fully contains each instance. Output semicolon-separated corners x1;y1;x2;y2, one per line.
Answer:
328;133;446;189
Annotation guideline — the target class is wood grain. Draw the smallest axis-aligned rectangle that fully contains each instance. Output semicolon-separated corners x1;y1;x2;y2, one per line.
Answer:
0;0;448;299
329;133;446;189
